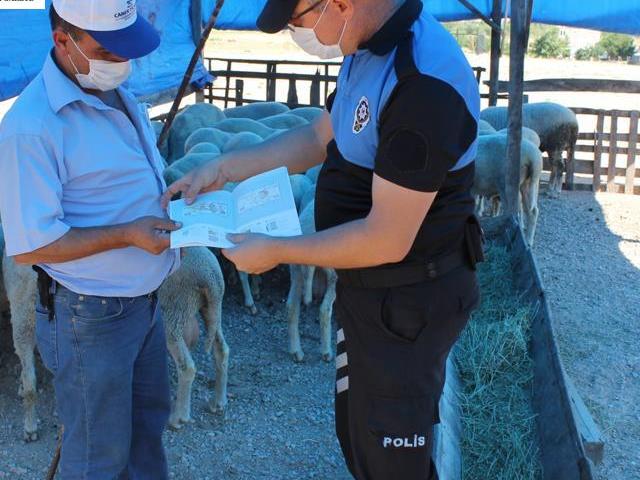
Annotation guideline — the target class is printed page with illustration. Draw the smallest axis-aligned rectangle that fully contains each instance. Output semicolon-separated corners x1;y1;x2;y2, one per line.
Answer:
169;167;302;249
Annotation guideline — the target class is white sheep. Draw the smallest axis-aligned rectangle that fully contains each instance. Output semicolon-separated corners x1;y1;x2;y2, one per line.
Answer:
480;102;578;197
285;200;336;363
2;252;39;442
224;102;290;120
497;126;541;148
478;119;496;135
167;103;226;163
473;134;542;246
159;247;229;427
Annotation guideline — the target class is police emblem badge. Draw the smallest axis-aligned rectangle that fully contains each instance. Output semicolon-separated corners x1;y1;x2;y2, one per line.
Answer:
352;96;371;134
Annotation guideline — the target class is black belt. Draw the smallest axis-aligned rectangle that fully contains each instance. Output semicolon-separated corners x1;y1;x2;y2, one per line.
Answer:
32;266;157;322
336;248;471;289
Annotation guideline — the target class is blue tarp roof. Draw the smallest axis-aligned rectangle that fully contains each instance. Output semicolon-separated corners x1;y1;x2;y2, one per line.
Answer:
1;0;639;102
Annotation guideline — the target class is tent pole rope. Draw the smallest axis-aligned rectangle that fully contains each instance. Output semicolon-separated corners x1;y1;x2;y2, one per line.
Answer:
157;0;225;149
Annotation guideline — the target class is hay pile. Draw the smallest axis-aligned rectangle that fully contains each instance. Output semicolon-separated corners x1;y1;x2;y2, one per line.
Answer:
455;243;542;480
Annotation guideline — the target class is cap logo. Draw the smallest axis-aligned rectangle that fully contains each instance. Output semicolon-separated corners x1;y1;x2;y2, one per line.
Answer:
114;0;136;22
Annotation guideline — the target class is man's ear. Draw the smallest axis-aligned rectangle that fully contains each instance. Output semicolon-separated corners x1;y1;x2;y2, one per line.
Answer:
52;29;71;54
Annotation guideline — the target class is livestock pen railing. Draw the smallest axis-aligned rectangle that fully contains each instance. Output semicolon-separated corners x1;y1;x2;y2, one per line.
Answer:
492;78;640;195
202;57;491;108
567;108;640;195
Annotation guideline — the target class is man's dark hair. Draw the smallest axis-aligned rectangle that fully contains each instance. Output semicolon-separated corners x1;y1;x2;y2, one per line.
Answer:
49;4;83;37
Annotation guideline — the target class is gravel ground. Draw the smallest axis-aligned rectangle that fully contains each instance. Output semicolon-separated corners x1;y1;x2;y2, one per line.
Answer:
532;191;640;480
0;265;351;479
0;191;638;480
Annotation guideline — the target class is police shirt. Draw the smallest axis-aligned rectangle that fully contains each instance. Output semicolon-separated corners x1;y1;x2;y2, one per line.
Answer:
315;0;480;261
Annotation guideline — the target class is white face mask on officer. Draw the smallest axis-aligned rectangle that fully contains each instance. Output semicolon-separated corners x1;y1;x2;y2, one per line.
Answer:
289;1;347;60
67;35;132;91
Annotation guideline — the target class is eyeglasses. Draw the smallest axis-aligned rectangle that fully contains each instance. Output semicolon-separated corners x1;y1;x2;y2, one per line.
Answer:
290;0;326;21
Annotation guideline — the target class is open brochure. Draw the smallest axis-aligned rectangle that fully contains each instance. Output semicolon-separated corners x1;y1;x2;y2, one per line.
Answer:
169;167;302;249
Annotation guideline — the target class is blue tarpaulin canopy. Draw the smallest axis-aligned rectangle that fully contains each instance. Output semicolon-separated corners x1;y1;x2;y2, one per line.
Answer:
1;0;639;102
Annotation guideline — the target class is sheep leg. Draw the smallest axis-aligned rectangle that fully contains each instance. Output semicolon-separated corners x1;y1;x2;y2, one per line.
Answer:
524;163;541;247
302;265;316;307
203;300;229;413
12;313;38;442
167;336;196;429
285;265;304;363
237;271;257;315
491;195;502;216
250;275;262;301
319;269;337;362
474;195;483;216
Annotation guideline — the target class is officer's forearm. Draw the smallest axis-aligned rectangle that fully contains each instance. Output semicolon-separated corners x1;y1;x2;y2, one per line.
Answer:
275;218;411;270
14;225;130;265
221;121;328;183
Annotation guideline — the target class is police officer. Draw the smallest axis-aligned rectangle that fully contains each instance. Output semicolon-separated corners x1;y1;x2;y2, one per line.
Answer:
162;0;483;478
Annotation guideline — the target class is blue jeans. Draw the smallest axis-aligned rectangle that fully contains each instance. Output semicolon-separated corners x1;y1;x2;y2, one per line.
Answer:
35;284;170;480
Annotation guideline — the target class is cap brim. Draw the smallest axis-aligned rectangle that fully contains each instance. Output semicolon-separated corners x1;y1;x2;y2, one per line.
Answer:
86;15;161;60
257;0;299;34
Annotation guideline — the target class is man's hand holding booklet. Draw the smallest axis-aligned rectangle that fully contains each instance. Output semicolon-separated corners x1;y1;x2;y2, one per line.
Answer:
168;167;302;249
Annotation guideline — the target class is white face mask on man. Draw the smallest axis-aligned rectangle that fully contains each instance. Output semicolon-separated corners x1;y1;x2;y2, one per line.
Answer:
289;1;347;60
67;35;132;91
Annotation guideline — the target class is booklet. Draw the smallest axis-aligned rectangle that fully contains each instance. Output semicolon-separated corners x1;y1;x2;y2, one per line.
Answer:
169;167;302;249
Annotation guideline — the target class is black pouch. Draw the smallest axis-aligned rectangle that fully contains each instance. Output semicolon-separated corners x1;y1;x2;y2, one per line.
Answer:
464;215;485;270
32;266;54;321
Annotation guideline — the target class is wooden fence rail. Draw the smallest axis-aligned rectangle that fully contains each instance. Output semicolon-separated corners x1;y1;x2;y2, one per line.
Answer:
567;107;640;195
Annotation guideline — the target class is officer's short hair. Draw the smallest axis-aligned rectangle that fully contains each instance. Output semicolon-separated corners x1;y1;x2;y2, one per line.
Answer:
49;4;83;37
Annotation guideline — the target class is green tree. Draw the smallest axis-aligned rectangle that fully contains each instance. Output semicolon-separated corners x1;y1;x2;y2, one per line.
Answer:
530;27;571;58
597;33;636;60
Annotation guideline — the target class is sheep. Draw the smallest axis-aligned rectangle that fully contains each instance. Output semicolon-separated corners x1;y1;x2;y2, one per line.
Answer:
163;152;220;186
289;174;314;210
151;120;170;160
211;118;274;140
2;251;39;442
224;102;290;120
497;126;541;148
286;200;337;363
188;143;222;155
472;134;542;246
259;113;309;130
159;247;229;427
305;165;322;184
167;103;226;162
222;131;264;154
478;119;496;135
480;102;578;197
289;107;324;123
184;127;230;154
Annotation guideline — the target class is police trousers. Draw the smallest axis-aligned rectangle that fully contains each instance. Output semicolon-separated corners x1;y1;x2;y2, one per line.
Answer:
35;284;170;480
334;264;480;480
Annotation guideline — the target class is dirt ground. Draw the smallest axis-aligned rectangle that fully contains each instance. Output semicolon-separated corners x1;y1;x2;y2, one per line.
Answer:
0;266;352;479
533;191;640;480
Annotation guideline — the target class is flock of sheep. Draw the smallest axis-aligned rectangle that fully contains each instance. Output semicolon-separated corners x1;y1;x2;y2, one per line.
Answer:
0;99;578;443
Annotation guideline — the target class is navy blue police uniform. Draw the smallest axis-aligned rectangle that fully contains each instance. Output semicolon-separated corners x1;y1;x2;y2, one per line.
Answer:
314;1;483;478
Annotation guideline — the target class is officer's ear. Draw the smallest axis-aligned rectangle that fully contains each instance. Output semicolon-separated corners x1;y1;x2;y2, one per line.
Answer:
333;0;354;19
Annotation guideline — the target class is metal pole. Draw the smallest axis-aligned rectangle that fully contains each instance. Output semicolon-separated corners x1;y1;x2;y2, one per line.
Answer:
157;0;225;149
505;0;528;215
488;0;503;106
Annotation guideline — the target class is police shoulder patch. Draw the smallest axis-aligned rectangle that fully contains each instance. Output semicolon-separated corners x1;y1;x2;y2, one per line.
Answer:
352;96;371;134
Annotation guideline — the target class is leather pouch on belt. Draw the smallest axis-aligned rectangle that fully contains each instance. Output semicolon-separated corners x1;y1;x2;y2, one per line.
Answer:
464;215;486;270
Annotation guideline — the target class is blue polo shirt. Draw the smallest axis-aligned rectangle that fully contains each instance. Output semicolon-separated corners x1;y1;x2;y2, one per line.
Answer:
315;0;480;260
0;52;179;297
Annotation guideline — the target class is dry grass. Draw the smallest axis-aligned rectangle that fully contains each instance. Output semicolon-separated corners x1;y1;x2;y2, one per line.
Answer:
455;243;542;480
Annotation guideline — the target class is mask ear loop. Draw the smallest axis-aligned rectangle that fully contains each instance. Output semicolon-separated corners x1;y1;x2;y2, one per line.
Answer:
67;34;89;75
312;0;332;31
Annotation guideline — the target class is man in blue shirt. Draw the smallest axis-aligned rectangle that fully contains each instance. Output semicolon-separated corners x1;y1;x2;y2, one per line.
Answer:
164;0;484;478
0;0;180;477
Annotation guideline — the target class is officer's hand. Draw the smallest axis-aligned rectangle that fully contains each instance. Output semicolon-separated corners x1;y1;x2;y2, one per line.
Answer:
161;159;229;209
222;233;281;274
126;216;182;255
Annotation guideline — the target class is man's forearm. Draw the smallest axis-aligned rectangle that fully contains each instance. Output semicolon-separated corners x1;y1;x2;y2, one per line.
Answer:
221;123;327;183
275;219;409;270
15;225;130;265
